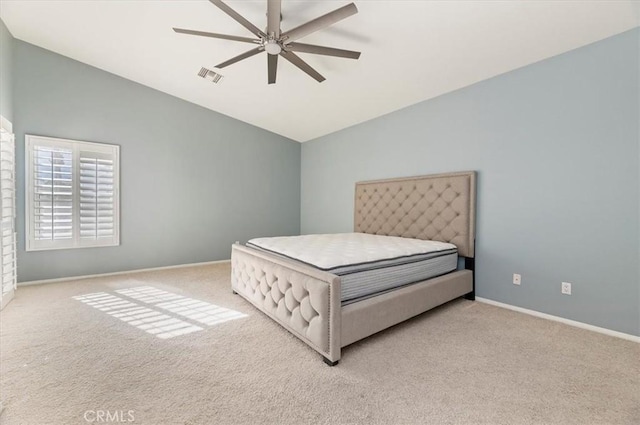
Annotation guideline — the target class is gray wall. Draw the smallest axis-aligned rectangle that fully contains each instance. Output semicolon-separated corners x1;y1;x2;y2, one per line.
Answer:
301;29;640;336
14;40;300;282
0;19;13;122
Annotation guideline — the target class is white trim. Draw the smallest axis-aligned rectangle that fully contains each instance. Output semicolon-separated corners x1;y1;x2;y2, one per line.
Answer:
476;297;640;343
18;259;231;286
0;116;12;133
0;289;14;310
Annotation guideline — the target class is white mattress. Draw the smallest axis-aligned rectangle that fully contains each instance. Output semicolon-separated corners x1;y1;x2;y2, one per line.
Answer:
247;233;458;303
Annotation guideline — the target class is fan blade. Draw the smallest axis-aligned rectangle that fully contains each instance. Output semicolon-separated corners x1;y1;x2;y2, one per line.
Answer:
268;54;278;84
173;28;258;44
216;47;264;69
281;3;357;43
267;0;281;38
285;42;360;59
209;0;266;39
280;51;325;82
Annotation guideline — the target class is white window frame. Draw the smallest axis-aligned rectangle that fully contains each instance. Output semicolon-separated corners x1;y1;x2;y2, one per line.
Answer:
25;135;120;251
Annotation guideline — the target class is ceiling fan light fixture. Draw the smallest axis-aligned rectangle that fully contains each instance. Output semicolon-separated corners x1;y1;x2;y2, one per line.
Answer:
264;39;282;55
175;1;361;84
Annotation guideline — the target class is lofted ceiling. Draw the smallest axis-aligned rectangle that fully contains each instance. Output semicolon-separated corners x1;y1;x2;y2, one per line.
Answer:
1;1;638;142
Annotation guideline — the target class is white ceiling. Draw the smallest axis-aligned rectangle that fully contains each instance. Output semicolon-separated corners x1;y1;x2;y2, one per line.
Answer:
1;1;638;142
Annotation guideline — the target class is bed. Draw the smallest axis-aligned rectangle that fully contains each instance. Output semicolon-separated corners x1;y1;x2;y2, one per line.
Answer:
231;171;476;365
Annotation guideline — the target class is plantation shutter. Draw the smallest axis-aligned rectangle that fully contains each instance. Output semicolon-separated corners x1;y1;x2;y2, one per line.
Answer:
33;145;74;242
26;135;119;251
0;125;16;307
79;152;116;241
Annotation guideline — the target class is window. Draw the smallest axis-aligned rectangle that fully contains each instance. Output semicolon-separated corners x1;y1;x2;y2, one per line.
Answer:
26;135;120;251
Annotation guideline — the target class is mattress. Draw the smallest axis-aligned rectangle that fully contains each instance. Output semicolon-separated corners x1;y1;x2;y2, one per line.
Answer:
247;233;458;304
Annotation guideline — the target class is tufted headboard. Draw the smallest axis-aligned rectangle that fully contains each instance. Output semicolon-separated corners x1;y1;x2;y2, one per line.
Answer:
354;171;476;258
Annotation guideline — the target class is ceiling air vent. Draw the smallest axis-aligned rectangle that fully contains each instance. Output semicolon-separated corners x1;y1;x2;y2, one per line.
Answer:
198;67;223;83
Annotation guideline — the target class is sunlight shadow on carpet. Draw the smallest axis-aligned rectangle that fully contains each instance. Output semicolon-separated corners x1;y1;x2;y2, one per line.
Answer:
73;287;247;339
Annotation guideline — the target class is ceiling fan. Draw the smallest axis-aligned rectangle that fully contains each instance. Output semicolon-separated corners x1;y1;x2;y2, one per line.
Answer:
173;0;361;84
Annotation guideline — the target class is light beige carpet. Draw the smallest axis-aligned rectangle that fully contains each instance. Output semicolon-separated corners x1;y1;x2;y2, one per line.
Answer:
0;263;638;425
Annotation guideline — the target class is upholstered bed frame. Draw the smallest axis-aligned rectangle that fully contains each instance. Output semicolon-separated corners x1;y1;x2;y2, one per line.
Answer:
231;171;476;365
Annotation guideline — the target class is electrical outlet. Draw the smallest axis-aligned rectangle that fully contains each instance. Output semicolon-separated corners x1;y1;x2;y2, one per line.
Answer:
561;282;572;295
513;273;521;285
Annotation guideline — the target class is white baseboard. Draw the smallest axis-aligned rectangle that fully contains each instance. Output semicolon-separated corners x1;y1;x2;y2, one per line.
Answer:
476;297;640;343
18;259;231;287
